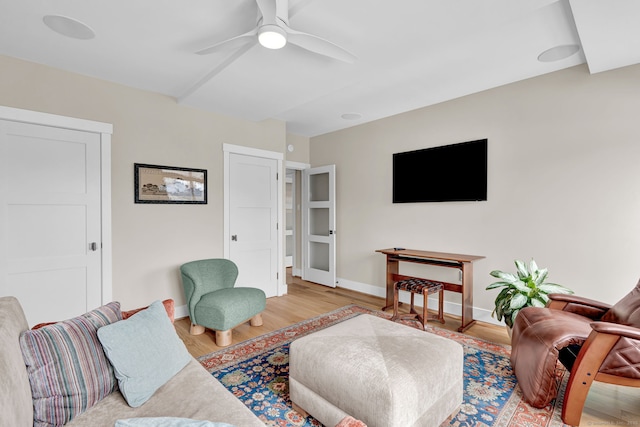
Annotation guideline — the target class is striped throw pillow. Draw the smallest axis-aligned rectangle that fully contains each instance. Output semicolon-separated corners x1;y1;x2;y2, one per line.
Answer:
19;302;122;427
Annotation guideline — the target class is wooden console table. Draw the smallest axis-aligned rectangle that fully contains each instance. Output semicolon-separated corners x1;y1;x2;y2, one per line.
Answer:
377;248;484;332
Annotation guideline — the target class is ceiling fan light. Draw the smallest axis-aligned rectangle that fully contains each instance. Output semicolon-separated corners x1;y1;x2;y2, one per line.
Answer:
258;25;287;49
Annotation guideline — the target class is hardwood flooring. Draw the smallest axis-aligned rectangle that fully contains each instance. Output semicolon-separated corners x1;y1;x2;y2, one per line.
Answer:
174;272;640;427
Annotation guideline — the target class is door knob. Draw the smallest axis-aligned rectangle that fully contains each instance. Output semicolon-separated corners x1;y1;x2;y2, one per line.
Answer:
89;242;98;251
231;235;238;241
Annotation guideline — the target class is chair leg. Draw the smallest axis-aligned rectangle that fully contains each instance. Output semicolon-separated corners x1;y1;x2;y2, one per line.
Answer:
215;329;232;347
391;286;400;321
421;291;428;329
437;289;445;323
190;324;205;335
250;313;263;326
409;292;417;315
561;332;619;425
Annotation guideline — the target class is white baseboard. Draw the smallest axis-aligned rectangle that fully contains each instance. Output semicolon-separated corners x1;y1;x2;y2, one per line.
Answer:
337;276;503;327
175;304;189;321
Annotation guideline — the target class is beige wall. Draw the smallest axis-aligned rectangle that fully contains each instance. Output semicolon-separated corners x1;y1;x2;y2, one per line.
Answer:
286;133;311;164
311;63;640;323
0;55;302;311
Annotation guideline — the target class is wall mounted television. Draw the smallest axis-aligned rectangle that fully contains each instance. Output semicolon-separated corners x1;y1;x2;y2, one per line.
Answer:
393;139;487;203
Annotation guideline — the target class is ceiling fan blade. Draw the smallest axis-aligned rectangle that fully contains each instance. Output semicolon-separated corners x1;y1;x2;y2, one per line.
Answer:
181;42;255;102
285;27;356;63
256;0;278;25
196;27;258;55
288;0;314;19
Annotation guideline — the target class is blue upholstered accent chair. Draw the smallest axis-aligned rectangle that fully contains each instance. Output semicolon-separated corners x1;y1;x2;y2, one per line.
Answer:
180;258;266;347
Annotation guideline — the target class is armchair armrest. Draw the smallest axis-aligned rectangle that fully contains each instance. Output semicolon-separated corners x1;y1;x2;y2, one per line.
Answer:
591;321;640;341
547;293;612;320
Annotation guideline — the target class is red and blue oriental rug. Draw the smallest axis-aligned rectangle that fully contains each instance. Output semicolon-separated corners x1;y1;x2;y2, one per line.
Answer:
197;305;568;427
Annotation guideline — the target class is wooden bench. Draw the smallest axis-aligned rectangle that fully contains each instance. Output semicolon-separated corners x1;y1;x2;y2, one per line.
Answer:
391;276;445;329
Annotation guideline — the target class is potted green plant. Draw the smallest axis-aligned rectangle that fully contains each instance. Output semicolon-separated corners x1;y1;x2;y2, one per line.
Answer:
486;259;573;331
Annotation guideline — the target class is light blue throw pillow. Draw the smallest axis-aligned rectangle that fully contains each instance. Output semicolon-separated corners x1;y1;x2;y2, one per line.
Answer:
97;300;192;407
115;418;235;427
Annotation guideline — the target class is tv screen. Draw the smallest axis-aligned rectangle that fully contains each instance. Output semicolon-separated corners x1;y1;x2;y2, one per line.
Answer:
393;139;487;203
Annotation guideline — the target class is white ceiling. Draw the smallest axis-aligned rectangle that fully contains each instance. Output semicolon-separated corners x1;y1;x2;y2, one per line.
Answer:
1;0;638;137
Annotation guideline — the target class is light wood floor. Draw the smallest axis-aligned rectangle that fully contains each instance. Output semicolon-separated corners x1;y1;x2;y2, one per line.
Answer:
174;273;640;427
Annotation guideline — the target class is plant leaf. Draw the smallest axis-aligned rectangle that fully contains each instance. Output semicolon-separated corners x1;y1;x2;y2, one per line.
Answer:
535;268;548;286
495;298;508;320
515;259;529;279
529;259;539;274
490;271;518;283
510;293;528;309
496;287;511;298
486;281;511;290
530;298;546;307
511;280;531;293
538;283;573;294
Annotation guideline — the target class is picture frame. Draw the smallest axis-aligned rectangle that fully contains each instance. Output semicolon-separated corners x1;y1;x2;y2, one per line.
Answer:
134;163;207;204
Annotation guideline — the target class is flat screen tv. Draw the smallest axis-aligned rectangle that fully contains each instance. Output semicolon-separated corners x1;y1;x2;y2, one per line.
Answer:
393;139;487;203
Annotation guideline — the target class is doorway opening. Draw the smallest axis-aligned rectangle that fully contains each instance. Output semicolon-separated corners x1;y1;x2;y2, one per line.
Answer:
285;167;302;284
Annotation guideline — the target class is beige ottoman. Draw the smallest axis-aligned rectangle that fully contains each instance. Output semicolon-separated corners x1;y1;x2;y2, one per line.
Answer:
289;314;463;427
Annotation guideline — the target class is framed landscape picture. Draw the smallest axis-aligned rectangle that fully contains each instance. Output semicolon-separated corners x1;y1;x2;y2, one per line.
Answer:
134;163;207;204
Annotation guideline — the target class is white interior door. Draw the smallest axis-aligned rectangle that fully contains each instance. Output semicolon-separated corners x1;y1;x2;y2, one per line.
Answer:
302;165;336;287
0;119;103;326
228;152;279;297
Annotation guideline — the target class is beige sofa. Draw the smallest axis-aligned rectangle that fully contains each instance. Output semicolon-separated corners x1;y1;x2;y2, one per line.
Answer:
0;296;265;427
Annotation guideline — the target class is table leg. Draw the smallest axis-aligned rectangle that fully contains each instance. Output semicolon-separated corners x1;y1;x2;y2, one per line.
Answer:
382;256;398;311
458;262;476;332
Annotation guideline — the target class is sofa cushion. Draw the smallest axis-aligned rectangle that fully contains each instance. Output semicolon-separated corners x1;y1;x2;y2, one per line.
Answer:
97;300;192;407
0;296;34;427
19;301;122;427
64;360;265;427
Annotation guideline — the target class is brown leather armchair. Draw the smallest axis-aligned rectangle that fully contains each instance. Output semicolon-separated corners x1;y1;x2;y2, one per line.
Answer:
510;279;640;426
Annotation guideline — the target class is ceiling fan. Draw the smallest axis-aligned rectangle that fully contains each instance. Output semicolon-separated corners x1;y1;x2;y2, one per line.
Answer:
195;0;357;63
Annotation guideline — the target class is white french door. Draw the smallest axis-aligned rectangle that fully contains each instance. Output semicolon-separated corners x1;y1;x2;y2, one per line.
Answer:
226;151;279;297
302;165;336;287
0;116;108;326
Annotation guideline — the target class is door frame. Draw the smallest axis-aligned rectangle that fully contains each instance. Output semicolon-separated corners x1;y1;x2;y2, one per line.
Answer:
0;105;113;303
223;143;285;296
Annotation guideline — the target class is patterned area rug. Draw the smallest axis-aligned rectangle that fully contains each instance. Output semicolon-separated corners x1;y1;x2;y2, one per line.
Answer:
197;304;568;427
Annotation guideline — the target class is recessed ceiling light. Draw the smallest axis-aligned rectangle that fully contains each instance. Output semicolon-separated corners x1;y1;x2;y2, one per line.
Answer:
43;15;95;40
537;44;580;62
341;113;363;120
